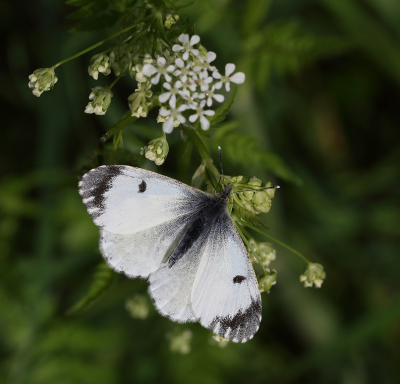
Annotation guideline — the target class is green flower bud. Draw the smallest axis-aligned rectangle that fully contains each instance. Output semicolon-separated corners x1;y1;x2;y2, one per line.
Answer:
88;53;111;80
84;87;113;115
125;294;149;319
28;68;58;97
128;82;153;118
248;239;276;268
300;263;326;288
164;14;179;29
166;329;192;354
211;334;229;347
141;133;169;166
258;269;277;293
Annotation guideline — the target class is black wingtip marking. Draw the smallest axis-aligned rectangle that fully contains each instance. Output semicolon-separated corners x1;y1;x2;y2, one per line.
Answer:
233;275;246;284
138;180;146;193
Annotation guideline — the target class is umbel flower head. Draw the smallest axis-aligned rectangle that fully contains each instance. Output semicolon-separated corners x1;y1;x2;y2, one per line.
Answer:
141;133;169;166
258;269;277;294
227;176;277;215
84;87;113;115
300;263;326;288
88;53;111;80
248;239;276;268
28;68;58;97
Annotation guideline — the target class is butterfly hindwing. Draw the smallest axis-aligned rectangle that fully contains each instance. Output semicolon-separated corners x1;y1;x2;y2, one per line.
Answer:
191;215;262;343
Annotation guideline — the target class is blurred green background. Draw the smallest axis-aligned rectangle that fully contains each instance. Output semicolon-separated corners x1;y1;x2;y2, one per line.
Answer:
2;0;400;383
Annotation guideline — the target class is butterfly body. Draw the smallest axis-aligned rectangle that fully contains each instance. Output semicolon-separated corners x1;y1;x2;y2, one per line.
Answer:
79;165;262;343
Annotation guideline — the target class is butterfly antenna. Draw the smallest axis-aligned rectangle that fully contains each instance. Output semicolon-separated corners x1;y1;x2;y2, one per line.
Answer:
218;146;225;187
232;186;280;194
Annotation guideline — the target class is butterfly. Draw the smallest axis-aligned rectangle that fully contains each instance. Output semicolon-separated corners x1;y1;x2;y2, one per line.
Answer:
79;162;267;343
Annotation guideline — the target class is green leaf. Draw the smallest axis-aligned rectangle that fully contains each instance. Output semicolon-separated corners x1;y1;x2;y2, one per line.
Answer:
233;204;269;229
67;262;118;315
213;124;302;185
67;0;108;20
209;87;238;128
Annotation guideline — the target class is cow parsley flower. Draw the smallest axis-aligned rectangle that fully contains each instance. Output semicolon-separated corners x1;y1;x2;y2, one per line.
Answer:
189;100;215;130
28;68;58;97
128;82;152;118
204;85;224;107
159;81;183;107
84;87;113;115
167;329;193;354
173;58;194;82
258;269;277;294
194;51;217;77
159;100;187;133
193;71;213;92
157;107;181;128
142;57;175;84
125;294;149;319
214;63;245;91
300;263;326;288
172;34;200;61
88;53;111;80
164;14;179;29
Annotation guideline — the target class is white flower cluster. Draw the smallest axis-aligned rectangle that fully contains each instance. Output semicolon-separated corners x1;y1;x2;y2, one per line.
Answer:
249;239;276;268
28;68;58;97
84;86;113;115
140;33;245;133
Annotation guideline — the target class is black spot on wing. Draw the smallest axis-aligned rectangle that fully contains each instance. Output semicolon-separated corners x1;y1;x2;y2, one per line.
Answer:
209;298;261;343
79;165;123;219
138;180;146;193
233;275;246;284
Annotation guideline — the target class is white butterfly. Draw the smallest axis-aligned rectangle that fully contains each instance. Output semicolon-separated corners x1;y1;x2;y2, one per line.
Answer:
79;164;262;343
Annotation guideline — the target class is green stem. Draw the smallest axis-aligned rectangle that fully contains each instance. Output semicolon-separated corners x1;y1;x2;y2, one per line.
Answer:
53;18;150;68
240;220;310;264
109;66;127;90
180;126;221;184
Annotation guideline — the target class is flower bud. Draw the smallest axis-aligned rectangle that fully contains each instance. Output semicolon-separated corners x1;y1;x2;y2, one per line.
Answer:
141;133;169;166
258;269;277;293
125;294;149;319
249;239;276;268
88;53;111;80
84;87;113;115
128;82;153;118
164;14;179;29
211;334;229;347
300;263;326;288
166;329;192;354
28;68;58;97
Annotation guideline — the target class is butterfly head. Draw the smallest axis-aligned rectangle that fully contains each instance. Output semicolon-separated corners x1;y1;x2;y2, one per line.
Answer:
218;183;233;201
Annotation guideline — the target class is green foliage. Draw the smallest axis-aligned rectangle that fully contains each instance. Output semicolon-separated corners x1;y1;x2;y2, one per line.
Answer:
209;87;237;129
213;124;302;185
68;262;119;315
232;204;269;229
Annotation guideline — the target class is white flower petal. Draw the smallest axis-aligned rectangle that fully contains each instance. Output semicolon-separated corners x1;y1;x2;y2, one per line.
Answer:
207;97;212;107
175;58;184;68
212;71;221;79
200;115;210;130
178;105;187;112
199;100;206;108
203;110;215;116
159;92;171;103
164;74;172;82
200;84;209;92
178;34;189;44
182;51;189;61
214;81;223;89
151;73;161;84
213;94;224;103
166;65;175;72
172;44;183;52
159;108;171;116
225;63;236;77
191;49;199;56
163;117;174;133
142;64;157;76
177;114;186;123
169;94;176;108
157;57;166;66
230;72;245;84
190;35;200;45
163;82;171;90
225;83;231;92
206;51;217;63
189;114;198;123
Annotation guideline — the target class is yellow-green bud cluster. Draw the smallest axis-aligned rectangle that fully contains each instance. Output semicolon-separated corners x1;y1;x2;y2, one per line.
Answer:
164;14;179;29
248;238;276;268
211;334;229;347
88;53;111;80
258;269;277;293
128;82;153;118
28;68;58;97
166;329;192;354
84;87;113;115
141;133;169;166
125;294;149;319
300;263;326;288
227;176;276;214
